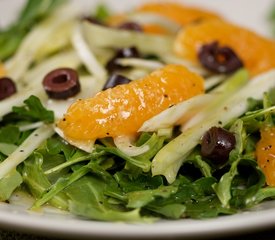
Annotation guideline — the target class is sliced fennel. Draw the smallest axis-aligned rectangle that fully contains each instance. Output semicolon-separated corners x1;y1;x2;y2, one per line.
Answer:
139;69;248;133
160;54;209;76
113;135;150;157
0;125;54;180
139;94;214;132
82;22;174;55
55;128;95;153
116;58;164;70
204;74;227;90
18;122;44;132
182;69;249;131
5;3;80;81
22;50;81;87
72;24;107;83
152;69;275;183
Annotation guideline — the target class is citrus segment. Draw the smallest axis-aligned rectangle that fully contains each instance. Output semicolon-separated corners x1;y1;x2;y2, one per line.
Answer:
174;20;275;76
142;24;170;35
256;126;275;186
58;65;204;141
0;63;6;77
137;3;221;26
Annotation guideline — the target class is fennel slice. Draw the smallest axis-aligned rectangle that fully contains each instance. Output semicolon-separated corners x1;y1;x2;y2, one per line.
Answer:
82;22;174;55
152;69;275;183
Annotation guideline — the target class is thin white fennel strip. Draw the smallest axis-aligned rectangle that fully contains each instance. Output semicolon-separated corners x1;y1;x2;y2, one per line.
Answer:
5;4;80;81
0;125;54;180
152;69;275;184
72;24;107;82
114;135;150;157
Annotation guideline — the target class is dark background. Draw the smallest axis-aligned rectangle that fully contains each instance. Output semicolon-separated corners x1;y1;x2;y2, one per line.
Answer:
0;227;275;240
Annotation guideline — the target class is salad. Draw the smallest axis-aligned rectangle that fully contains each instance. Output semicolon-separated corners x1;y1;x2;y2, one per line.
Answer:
0;0;275;223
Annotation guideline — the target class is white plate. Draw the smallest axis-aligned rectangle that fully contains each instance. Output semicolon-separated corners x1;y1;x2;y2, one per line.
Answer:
0;0;275;239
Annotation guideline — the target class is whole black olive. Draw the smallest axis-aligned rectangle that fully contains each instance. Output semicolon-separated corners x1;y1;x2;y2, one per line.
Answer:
42;68;80;100
106;46;140;73
117;22;143;32
201;127;236;166
0;77;17;100
198;41;243;74
103;74;131;90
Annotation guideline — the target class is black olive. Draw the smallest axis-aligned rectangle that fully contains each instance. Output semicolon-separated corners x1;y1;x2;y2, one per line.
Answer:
198;41;243;74
117;22;143;32
103;74;131;90
42;68;80;100
106;46;140;73
201;127;236;165
0;77;17;100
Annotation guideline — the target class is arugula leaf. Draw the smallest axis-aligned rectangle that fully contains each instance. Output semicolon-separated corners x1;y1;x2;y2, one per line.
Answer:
46;136;79;160
0;169;22;201
12;95;54;123
147;204;186;219
22;152;68;210
127;184;178;208
0;143;17;156
230;159;265;208
94;4;110;22
185;196;235;218
66;176;149;222
0;126;20;144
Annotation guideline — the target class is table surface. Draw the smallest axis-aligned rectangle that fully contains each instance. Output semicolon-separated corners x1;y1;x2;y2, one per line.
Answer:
1;227;275;240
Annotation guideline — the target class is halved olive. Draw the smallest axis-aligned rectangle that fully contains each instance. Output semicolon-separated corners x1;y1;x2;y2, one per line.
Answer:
0;77;17;100
198;41;243;74
42;68;80;100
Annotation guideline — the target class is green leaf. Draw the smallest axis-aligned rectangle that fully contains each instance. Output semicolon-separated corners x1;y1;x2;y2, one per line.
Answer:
12;95;54;123
46;136;79;160
0;143;18;156
94;4;110;22
147;204;186;219
0;169;22;201
0;126;20;144
230;159;266;208
185;196;235;219
127;184;178;208
22;152;68;210
212;158;240;208
66;176;150;222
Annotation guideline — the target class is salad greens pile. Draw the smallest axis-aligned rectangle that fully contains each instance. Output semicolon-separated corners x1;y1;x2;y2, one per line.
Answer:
0;0;275;222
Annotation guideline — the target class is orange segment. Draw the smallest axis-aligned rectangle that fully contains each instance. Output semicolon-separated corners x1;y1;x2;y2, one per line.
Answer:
106;14;127;27
142;24;170;35
0;63;6;77
174;19;275;76
58;65;204;141
137;3;221;26
256;127;275;186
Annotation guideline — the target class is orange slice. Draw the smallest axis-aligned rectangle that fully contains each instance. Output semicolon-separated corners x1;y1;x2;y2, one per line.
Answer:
174;19;275;76
137;2;221;26
142;24;170;35
256;126;275;186
58;65;204;141
0;63;6;77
